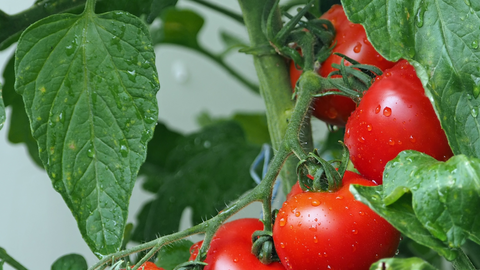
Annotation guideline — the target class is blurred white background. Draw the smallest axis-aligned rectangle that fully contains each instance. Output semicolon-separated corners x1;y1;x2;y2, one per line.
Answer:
0;1;326;269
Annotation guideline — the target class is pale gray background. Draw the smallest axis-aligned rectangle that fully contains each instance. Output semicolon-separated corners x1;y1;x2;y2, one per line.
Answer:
0;1;327;269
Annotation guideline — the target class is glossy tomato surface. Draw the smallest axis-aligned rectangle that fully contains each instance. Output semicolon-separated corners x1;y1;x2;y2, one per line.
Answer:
344;60;453;183
125;261;163;270
273;171;400;270
290;5;396;126
190;218;286;270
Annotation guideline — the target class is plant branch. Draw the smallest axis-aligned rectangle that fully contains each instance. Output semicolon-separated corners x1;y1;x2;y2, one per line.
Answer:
452;249;476;270
188;0;244;24
0;247;28;270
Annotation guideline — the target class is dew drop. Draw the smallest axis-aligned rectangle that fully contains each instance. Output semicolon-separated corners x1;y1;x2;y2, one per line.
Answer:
233;258;238;263
295;211;301;217
375;105;381;114
352;229;358;234
311;200;321;206
281;242;286;248
127;70;137;82
359;211;365;216
395;249;400;255
309;224;317;232
336;196;344;200
385;72;391;77
383;107;392;117
357;136;366;143
144;115;156;124
313;235;318;243
279;218;286;227
471;107;478;118
87;144;95;158
472;40;479;49
416;4;426;28
353;42;362;53
119;139;129;157
366;124;373;131
409;135;416;143
388;139;395;146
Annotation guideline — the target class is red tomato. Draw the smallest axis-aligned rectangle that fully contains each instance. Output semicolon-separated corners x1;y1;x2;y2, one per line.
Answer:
344;60;453;183
190;218;286;270
285;182;303;201
124;261;163;270
273;171;400;270
290;5;397;126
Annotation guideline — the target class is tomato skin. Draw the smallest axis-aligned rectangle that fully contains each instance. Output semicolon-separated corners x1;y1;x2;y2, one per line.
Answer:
123;261;163;270
190;218;286;270
285;182;303;201
344;60;453;183
273;171;400;270
289;5;396;126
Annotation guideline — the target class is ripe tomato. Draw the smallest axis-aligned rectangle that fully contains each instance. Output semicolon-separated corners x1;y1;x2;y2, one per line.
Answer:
124;261;163;270
190;218;286;270
344;60;453;183
290;5;397;126
273;171;400;270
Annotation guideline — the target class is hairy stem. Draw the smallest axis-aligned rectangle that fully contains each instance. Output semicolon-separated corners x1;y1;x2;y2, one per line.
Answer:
452;249;476;270
0;247;28;270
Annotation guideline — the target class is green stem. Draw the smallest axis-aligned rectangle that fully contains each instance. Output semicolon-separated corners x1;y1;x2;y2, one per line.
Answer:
0;247;28;270
452;249;476;270
197;46;260;94
188;0;244;24
85;0;96;13
238;0;299;194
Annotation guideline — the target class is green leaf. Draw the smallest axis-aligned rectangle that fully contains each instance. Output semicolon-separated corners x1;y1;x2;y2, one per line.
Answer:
0;83;4;131
0;0;160;51
15;6;159;256
2;54;42;167
381;151;480;247
51;254;87;270
151;8;204;48
145;0;178;23
197;112;270;146
133;121;260;242
369;257;437;270
155;239;193;270
350;185;458;260
342;0;480;158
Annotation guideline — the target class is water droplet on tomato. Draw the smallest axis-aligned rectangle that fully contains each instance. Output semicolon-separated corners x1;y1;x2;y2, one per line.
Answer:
352;229;358;234
398;140;402;145
233;258;238;263
309;224;317;232
388;139;395;146
385;72;392;77
383;107;392;117
363;38;370;44
410;135;416;143
280;242;286;248
375;105;381;114
395;249;400;255
311;200;321;206
295;211;301;217
336;196;343;200
353;42;362;53
359;211;365;216
327;107;338;119
367;124;373;131
279;218;286;227
357;136;366;143
313;235;318;243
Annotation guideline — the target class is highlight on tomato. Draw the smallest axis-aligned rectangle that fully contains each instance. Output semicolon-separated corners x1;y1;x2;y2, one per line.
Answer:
289;4;397;126
344;60;453;183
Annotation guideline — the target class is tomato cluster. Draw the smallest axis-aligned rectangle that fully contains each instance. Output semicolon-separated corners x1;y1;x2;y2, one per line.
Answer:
186;4;454;270
289;5;396;126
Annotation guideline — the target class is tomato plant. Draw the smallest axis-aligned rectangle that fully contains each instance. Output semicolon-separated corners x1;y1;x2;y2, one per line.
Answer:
289;5;396;126
273;171;400;270
189;219;286;270
344;60;453;183
0;0;479;270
